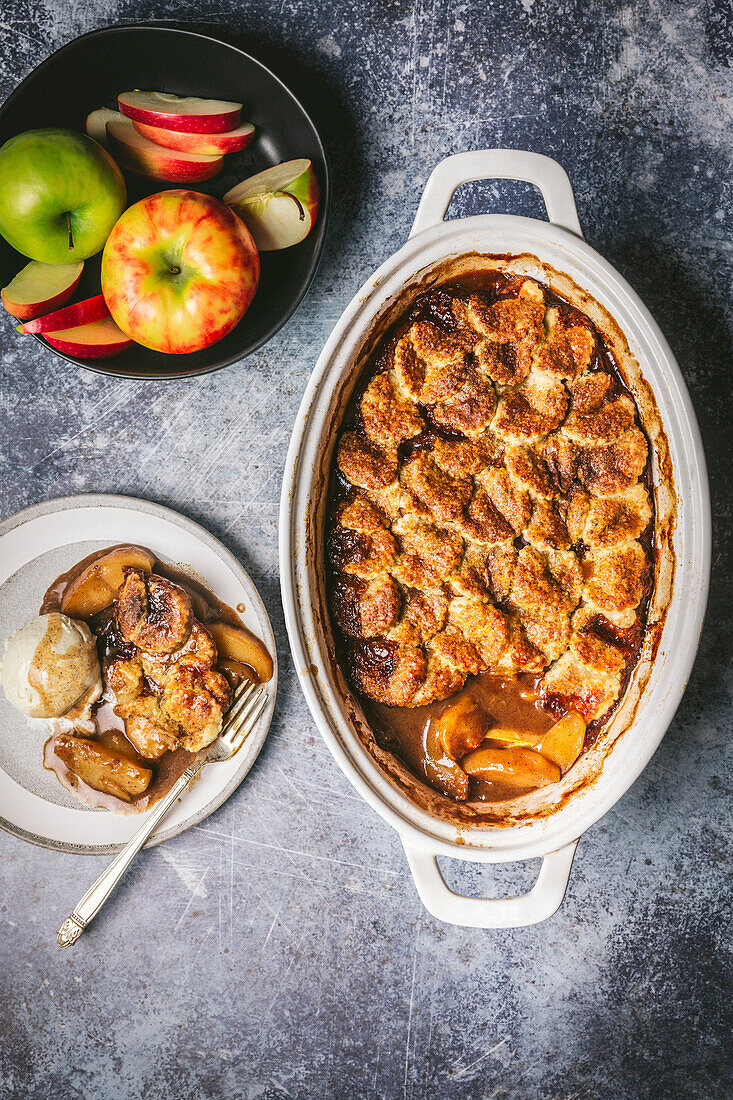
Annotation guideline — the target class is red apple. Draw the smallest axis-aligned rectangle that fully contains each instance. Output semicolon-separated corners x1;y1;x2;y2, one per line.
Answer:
223;160;320;250
1;260;84;321
118;91;242;134
18;293;109;334
85;108;121;147
101;190;259;354
131;119;255;155
44;316;133;358
106;118;223;182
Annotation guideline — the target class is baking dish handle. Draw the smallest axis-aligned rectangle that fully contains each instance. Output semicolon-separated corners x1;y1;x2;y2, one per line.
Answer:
402;839;578;928
410;149;583;239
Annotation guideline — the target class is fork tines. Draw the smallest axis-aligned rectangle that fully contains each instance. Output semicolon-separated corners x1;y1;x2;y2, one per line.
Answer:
222;681;267;750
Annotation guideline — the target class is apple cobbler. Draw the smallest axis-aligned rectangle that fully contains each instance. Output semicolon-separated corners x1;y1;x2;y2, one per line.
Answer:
327;270;654;803
37;545;273;813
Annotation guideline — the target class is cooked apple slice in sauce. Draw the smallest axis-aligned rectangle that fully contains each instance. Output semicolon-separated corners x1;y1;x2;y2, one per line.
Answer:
218;657;257;688
538;712;586;769
461;745;561;789
54;733;152;801
208;621;273;683
481;727;543;749
432;694;489;761
424;721;470;801
61;545;155;618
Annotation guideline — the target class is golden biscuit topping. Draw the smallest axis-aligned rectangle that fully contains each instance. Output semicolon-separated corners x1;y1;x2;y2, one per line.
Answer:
114;570;231;754
328;273;653;725
360;371;424;446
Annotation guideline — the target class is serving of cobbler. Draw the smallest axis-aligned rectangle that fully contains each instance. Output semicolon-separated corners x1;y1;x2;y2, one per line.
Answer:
38;545;273;813
327;269;654;804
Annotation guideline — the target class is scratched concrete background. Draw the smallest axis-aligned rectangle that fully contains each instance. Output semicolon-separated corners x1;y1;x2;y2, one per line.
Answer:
0;1;731;1098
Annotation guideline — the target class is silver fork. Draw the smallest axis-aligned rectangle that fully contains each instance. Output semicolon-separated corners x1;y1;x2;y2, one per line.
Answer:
56;681;267;948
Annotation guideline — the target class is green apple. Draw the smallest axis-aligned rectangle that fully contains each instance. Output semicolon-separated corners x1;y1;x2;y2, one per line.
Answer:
0;129;126;264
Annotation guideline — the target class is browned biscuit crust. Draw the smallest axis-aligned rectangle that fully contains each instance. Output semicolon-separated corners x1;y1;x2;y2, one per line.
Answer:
328;275;653;719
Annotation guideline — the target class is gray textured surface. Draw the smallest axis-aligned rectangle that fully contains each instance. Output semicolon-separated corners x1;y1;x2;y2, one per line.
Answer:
0;2;731;1098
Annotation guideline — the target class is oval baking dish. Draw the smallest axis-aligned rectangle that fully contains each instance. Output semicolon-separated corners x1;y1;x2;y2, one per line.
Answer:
280;150;710;928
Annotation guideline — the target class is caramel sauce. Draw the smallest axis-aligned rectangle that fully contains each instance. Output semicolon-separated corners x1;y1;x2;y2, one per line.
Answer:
367;672;554;803
40;545;264;814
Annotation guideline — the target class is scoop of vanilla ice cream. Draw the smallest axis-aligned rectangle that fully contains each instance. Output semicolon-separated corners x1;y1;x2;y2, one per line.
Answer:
0;613;102;718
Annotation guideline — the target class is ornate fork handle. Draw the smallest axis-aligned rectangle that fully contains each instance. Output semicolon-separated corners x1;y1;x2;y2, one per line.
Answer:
57;759;205;948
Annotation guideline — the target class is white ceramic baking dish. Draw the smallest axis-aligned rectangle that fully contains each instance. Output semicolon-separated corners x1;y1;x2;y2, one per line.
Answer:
279;150;711;928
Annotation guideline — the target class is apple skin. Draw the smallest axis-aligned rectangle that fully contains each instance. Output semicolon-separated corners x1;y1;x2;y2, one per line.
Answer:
118;92;242;134
0;129;126;263
1;260;84;321
107;118;223;183
281;161;321;235
224;160;320;250
19;293;109;334
131;119;255;155
44;316;133;359
101;190;260;355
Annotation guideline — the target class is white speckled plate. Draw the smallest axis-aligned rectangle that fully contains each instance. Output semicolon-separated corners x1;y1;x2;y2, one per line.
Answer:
0;494;277;854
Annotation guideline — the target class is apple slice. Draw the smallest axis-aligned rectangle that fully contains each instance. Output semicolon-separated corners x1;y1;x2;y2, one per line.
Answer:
54;732;152;800
107;117;223;182
1;260;84;321
208;621;273;684
432;695;489;761
62;545;155;618
44;316;133;359
218;657;257;690
481;727;543;749
424;722;470;801
18;293;109;334
132;119;255;155
118;91;242;134
223;159;320;250
538;712;586;769
85;108;122;147
461;746;561;789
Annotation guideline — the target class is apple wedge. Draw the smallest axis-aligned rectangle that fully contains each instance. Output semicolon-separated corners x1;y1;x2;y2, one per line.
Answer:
44;316;133;359
538;713;586;769
208;621;273;684
1;260;84;321
62;545;155;618
480;727;543;749
85;108;122;147
54;733;152;801
461;746;561;789
118;91;242;134
18;293;109;334
107;117;223;182
132;119;255;155
424;722;470;801
223;159;320;250
432;695;489;761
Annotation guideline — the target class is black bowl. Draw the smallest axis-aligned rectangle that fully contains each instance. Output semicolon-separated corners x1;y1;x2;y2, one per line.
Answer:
0;25;330;379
